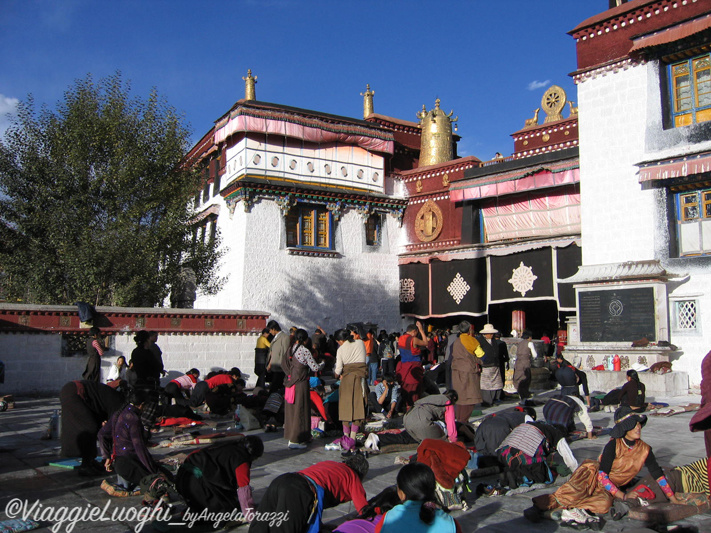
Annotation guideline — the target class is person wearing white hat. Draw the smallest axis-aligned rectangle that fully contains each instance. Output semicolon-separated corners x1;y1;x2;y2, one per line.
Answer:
477;324;504;406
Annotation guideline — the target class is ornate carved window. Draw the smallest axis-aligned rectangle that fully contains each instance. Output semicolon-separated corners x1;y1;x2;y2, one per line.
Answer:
669;53;711;127
286;204;332;250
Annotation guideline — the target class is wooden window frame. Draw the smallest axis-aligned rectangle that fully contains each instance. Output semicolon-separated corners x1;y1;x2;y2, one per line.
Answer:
286;203;333;250
675;187;711;257
669;53;711;128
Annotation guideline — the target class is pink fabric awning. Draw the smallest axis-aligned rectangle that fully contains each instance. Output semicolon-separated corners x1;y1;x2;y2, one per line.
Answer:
214;109;394;154
638;153;711;182
450;168;579;202
482;188;581;242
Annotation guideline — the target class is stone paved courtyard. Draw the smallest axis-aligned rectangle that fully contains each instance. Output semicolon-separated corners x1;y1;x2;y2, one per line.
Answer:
0;388;709;532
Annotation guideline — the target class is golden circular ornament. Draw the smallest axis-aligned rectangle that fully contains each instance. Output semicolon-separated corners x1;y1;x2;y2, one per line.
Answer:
414;199;444;242
542;133;550;142
541;85;566;121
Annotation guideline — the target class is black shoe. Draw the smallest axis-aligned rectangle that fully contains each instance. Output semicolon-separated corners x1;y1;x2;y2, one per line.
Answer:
524;506;543;523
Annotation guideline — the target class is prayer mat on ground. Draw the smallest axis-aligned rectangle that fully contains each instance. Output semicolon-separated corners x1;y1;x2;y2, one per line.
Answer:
649;404;700;417
379;443;419;454
628;499;709;523
47;457;102;469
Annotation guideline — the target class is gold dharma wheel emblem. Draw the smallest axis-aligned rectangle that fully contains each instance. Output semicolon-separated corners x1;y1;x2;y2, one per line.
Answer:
542;85;566;122
415;199;444;242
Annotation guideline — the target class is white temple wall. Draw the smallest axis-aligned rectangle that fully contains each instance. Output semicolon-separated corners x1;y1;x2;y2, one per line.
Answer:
0;331;259;395
576;60;711;387
577;63;658;266
237;202;402;333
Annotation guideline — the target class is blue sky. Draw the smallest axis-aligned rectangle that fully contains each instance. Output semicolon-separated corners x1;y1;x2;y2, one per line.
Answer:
0;0;603;161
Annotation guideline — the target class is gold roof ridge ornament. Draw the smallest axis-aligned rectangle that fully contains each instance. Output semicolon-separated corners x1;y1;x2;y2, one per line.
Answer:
542;85;566;123
243;69;257;101
361;84;375;118
417;98;458;166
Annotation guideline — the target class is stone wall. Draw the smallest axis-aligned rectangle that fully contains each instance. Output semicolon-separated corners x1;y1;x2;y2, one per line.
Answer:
0;305;267;395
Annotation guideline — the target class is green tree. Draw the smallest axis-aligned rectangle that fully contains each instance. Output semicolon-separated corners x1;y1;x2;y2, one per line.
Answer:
0;72;224;306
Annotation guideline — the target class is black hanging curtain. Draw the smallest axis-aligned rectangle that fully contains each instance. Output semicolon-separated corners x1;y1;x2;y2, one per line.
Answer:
490;248;554;302
430;258;487;316
399;263;430;317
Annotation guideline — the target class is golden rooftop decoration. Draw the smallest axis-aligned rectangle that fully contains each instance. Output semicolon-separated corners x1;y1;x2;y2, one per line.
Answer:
522;85;572;128
542;85;566;123
417;99;457;167
361;84;375;118
243;69;257;101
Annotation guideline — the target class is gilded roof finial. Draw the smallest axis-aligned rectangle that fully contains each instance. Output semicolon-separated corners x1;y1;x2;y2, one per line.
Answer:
243;69;257;101
417;99;457;166
361;84;375;118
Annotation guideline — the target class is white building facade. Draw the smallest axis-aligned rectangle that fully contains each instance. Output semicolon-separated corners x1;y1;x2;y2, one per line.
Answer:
570;0;711;385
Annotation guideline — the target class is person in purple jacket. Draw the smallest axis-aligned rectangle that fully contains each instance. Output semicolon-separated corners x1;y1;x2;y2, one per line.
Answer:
99;388;169;492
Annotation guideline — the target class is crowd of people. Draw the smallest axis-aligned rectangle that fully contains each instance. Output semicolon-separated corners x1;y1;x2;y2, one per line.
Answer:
58;322;710;531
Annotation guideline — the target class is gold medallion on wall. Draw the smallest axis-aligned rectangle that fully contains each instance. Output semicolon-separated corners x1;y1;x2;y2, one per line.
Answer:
415;199;444;242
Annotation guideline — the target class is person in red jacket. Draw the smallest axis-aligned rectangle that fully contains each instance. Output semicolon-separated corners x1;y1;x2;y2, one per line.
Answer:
249;455;369;533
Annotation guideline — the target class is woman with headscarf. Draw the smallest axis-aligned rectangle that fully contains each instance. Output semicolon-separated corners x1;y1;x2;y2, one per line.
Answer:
526;411;680;524
176;436;264;521
450;320;485;422
283;328;321;450
331;328;368;454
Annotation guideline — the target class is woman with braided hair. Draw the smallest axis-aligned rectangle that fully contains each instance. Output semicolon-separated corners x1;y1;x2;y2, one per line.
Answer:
377;463;461;532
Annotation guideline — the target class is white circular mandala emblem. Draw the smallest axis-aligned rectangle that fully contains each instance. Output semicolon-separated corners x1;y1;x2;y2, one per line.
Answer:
508;262;538;297
609;299;624;317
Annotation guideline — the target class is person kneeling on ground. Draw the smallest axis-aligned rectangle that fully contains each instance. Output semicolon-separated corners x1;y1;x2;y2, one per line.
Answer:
542;393;595;440
496;420;578;489
333;486;401;533
525;412;680;527
368;374;404;419
176;436;264;523
99;388;171;496
164;368;200;405
364;390;458;452
248;455;369;533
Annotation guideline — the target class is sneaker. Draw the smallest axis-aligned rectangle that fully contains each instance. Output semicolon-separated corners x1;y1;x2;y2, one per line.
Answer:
325;436;343;451
287;441;307;449
561;508;593;525
364;433;380;451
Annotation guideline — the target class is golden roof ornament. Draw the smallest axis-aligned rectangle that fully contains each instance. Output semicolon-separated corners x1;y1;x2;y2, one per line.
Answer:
542;85;566;123
361;84;375;118
417;98;458;166
243;69;257;101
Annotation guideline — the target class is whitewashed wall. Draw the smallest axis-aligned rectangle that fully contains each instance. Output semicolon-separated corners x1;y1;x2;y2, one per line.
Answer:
577;61;711;386
578;63;657;266
0;331;259;395
195;197;403;333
